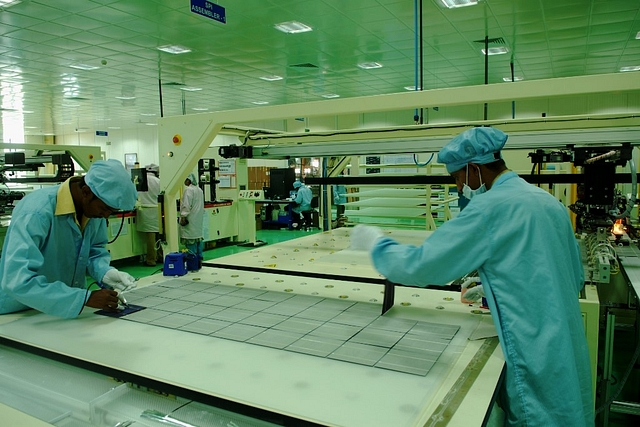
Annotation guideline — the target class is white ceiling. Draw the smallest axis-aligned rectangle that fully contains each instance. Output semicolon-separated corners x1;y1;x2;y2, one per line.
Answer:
0;0;639;137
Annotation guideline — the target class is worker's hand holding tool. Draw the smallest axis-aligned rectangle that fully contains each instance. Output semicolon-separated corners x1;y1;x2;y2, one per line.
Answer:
102;269;137;292
461;276;484;303
86;288;120;311
350;224;384;251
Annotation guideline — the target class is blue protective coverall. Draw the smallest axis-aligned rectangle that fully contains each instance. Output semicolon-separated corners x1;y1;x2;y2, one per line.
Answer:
0;181;113;319
371;171;593;426
292;185;313;214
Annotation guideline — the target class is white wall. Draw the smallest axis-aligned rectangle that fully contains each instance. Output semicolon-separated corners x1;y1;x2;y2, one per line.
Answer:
56;125;159;167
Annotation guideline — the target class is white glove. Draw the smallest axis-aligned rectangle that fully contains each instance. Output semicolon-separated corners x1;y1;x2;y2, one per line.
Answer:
350;224;384;251
462;284;485;303
102;269;136;292
460;276;481;290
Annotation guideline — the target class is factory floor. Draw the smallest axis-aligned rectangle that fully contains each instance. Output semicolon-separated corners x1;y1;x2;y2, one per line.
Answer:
111;227;640;427
112;228;321;280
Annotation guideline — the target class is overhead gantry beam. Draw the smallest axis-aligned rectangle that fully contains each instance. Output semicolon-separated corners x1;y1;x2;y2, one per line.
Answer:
158;72;640;250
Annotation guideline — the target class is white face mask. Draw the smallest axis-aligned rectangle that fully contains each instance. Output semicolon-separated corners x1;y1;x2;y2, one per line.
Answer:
462;164;486;200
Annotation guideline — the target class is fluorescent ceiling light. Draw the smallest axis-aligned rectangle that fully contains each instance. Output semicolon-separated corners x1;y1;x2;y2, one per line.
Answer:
140;113;156;116
0;1;22;8
404;85;422;91
69;63;99;71
192;107;209;111
145;123;157;126
620;66;640;72
274;21;312;34
482;47;509;55
440;0;478;8
260;75;283;81
502;76;524;82
251;101;269;105
157;44;191;54
321;93;340;99
636;31;640;39
108;126;121;129
179;87;202;91
24;126;37;129
358;62;383;69
115;96;136;100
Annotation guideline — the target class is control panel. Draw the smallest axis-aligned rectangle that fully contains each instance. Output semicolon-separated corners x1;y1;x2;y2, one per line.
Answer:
238;190;264;200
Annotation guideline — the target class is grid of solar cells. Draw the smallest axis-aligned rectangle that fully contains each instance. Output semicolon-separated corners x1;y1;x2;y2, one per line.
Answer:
121;279;460;376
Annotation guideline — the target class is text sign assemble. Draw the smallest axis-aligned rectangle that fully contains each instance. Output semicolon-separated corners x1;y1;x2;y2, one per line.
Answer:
190;0;226;24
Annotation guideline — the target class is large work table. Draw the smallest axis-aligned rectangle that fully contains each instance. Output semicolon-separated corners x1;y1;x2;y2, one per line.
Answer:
0;229;504;427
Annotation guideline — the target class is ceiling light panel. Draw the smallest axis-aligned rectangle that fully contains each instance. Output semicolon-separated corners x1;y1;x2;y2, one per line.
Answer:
439;0;478;9
157;45;191;54
69;63;99;70
481;47;509;55
274;21;312;34
357;62;383;69
260;75;283;81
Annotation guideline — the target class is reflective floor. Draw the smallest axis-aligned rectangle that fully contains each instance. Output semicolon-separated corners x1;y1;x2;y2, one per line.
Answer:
113;228;320;281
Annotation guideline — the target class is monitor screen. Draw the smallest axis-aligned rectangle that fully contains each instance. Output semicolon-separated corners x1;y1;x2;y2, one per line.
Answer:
131;167;148;192
269;168;295;200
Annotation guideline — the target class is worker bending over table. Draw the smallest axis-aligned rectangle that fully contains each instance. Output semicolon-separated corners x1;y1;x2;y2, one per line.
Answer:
0;159;138;318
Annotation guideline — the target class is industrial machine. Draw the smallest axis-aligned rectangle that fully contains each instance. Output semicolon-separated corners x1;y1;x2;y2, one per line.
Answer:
2;73;640;425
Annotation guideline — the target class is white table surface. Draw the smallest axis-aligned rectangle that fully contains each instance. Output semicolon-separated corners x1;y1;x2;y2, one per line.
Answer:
0;229;503;427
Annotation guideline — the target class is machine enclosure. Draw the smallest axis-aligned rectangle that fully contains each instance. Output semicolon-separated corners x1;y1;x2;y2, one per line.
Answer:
163;252;188;276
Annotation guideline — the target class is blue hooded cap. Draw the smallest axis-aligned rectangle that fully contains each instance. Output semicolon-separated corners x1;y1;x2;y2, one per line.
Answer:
293;180;302;189
85;159;137;210
437;127;508;173
187;172;198;186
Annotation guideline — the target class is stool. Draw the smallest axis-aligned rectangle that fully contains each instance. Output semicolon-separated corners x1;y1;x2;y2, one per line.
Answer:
301;209;314;231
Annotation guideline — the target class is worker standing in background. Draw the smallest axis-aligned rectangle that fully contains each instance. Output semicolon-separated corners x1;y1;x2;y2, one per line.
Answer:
350;127;593;426
291;180;313;229
333;183;347;218
137;163;162;266
0;159;138;318
179;173;204;269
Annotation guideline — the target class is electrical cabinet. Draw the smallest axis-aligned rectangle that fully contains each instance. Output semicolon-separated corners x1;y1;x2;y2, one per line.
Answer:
204;202;238;242
106;213;145;261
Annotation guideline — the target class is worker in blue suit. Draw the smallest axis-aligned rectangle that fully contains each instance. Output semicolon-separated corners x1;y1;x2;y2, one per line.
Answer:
291;180;313;229
351;127;593;426
0;159;138;318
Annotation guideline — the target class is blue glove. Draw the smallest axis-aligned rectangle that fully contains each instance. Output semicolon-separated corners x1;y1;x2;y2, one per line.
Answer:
350;225;384;251
102;269;136;292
